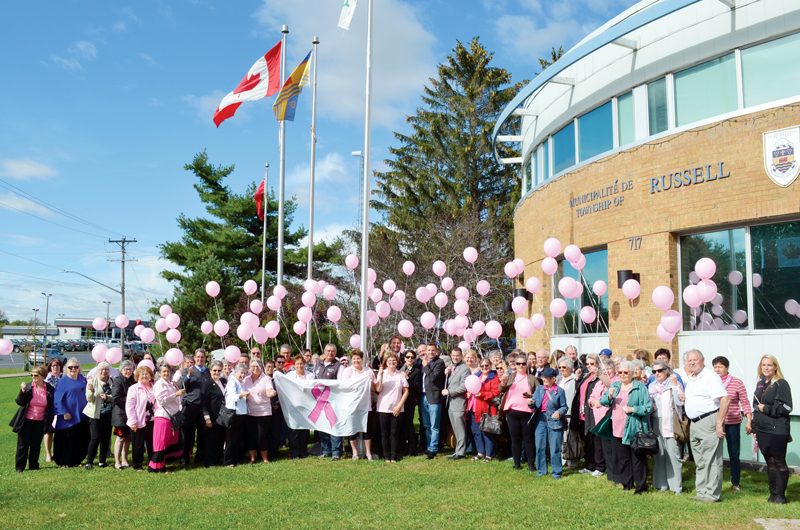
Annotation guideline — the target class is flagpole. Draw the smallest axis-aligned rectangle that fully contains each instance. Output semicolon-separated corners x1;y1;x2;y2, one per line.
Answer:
359;0;373;358
306;36;319;351
261;162;269;306
277;24;289;288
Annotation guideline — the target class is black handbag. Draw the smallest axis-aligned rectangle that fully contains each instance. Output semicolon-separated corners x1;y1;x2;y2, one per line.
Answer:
167;409;186;432
216;406;235;429
479;413;502;435
632;419;659;456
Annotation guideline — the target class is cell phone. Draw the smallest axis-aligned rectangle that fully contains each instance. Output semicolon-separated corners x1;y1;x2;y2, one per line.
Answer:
522;392;531;398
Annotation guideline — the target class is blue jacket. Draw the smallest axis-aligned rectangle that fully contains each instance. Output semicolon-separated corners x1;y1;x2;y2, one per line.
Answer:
531;384;568;430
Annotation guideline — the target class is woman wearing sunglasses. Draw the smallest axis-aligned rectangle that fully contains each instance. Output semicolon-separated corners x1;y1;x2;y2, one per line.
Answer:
467;358;500;462
399;349;422;457
500;354;539;471
12;366;53;472
649;359;685;495
53;357;90;469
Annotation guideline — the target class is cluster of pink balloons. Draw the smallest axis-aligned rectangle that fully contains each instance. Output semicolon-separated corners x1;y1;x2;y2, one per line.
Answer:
683;258;718;309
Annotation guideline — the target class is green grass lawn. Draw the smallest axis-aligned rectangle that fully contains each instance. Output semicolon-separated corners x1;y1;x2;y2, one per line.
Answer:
1;377;799;530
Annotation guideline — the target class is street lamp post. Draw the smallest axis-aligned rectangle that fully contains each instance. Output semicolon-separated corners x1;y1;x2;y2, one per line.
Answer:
42;293;52;365
31;308;40;367
103;301;111;343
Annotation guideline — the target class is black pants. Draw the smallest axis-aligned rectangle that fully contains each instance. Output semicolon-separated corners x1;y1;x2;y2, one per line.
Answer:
87;413;112;465
578;423;597;471
288;429;309;458
400;403;418;456
224;415;245;466
54;420;90;467
379;412;401;461
16;419;44;471
181;403;205;464
506;410;535;471
418;399;427;451
268;407;284;460
612;437;648;493
204;423;225;467
601;437;617;483
247;415;271;453
131;422;154;470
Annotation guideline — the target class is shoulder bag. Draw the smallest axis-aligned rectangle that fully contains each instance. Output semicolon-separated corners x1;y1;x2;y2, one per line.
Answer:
672;398;690;444
479;412;502;435
632;417;659;456
216;406;235;429
589;408;614;440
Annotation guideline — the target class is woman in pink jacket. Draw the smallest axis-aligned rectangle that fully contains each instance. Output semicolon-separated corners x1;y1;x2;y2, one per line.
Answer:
589;359;620;485
150;362;185;473
125;365;156;471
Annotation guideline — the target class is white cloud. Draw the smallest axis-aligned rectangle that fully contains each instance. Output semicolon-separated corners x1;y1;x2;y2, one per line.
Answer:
0;231;45;247
0;193;55;217
139;53;157;65
0;158;58;180
113;22;127;32
51;41;98;70
51;55;83;71
73;41;97;60
296;223;349;249
181;90;226;123
252;0;437;129
121;7;140;23
286;152;355;209
149;97;163;106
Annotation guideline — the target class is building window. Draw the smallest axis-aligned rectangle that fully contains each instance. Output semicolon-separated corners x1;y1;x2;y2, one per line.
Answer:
553;249;609;335
578;102;613;162
524;156;532;192
648;77;668;135
750;220;800;330
531;150;538;187
617;91;634;147
674;53;737;127
742;32;800;108
553;121;576;175
679;228;748;331
542;141;550;181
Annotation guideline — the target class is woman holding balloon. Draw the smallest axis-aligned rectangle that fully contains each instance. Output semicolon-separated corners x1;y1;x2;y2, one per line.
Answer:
150;362;185;472
466;358;499;462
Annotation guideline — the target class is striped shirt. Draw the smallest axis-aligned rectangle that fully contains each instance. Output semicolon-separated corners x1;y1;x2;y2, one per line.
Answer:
722;374;752;425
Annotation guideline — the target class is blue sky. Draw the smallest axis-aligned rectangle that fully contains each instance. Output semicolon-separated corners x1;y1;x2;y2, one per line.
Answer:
0;0;636;323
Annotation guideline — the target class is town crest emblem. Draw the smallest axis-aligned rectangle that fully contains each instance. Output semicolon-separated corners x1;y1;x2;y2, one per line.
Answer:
763;126;800;187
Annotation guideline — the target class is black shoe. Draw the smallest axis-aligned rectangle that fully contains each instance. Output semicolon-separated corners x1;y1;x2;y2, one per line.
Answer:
180;458;188;466
426;452;436;460
97;462;107;468
774;496;788;504
85;463;93;470
513;464;521;470
15;469;23;473
447;454;463;461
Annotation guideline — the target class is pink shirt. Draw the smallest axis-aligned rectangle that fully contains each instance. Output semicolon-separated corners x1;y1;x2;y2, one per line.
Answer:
589;375;619;424
611;385;632;438
540;384;558;412
376;370;408;413
244;374;274;417
25;383;48;421
504;373;532;413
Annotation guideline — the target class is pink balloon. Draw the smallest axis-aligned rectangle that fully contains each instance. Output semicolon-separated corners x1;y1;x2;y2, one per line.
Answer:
214;320;229;337
165;348;183;367
733;310;747;324
265;320;280;338
711;305;724;316
390;294;405;312
622;279;641;300
426;283;438;298
543;238;561;258
345;254;359;270
323;285;337;301
367;310;379;328
463;328;477;343
485;320;503;339
558;277;578;299
415;286;431;304
564;245;581;263
434;292;449;309
525;277;541;295
454;315;469;329
366;283;375;298
394;290;406;300
476;280;490;296
376;301;391;319
695;257;716;280
463;247;478;263
166;329;181;343
550;298;567;318
472;321;486;335
155;318;168;333
689;272;700;284
511;296;528;315
728;271;743;286
531;313;545;330
266;295;281;311
159;304;172;318
92;345;107;363
250;299;263;314
518;318;535;338
106;347;122;364
367;268;377;284
661;310;681;333
243;279;258;295
225;345;241;364
137;359;155;372
541;257;557;276
370;288;383;304
440;277;454;292
454;287;470;301
753;273;762;289
454;299;470;316
253;327;268;344
0;339;12;355
301;291;317;307
656;324;675;343
383;279;396;295
293;321;306;336
205;281;220;298
326;306;342;323
134;324;144;337
575;282;584;298
683;285;702;308
349;334;361;349
593;280;607;297
115;315;129;329
696;279;717;303
398;319;414;338
273;285;287;299
432;260;447;277
92;317;107;331
504;262;518;279
513;258;525;275
138;327;154;343
785;299;799;315
402;261;415;276
711;293;723;306
570;254;586;271
579;306;596;324
165;313;181;329
297;307;312;324
651;286;675;311
465;375;481;394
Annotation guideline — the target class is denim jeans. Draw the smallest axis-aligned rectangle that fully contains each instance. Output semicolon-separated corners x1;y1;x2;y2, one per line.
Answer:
725;423;742;486
318;432;343;457
534;414;564;478
420;395;442;453
468;412;496;457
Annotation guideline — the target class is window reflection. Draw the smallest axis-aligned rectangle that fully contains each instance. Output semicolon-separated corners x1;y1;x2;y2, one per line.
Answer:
751;220;800;330
553;250;609;335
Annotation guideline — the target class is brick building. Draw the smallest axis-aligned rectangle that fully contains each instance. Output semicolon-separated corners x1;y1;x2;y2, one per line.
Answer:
493;0;800;463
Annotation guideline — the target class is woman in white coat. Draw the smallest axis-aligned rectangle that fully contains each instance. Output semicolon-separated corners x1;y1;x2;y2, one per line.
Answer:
649;359;685;495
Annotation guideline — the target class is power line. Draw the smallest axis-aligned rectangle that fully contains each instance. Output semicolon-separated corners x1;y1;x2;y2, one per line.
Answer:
0;248;61;270
0;200;107;238
0;269;88;286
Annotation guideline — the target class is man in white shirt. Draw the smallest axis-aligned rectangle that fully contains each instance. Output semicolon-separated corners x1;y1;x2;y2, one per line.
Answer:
683;349;730;503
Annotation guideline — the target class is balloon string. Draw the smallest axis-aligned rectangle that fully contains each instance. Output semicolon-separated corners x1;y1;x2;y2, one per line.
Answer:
310;310;324;354
277;311;301;353
533;293;550;341
630;300;641;348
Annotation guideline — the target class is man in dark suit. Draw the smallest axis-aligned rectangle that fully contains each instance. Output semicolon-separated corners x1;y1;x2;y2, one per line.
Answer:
180;348;211;465
420;343;446;459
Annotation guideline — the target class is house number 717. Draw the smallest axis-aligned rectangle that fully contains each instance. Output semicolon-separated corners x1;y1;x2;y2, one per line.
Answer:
629;237;642;250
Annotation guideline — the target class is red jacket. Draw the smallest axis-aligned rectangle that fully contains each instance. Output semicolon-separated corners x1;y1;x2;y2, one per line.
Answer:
467;372;500;422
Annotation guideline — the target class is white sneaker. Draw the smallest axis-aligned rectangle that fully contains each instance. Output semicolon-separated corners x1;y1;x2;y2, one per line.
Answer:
591;470;604;477
578;468;592;474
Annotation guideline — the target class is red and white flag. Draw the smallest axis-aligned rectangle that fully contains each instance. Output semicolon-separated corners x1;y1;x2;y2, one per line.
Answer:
214;41;282;127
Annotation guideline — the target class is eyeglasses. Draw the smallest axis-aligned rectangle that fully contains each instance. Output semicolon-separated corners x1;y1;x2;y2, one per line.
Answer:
405;356;415;359
276;361;285;364
66;366;79;370
515;362;527;366
652;368;666;374
619;371;630;375
559;366;569;370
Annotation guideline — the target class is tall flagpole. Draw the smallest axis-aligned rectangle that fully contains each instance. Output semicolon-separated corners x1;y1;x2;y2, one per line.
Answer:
359;0;373;357
277;24;289;287
306;36;319;351
261;162;269;306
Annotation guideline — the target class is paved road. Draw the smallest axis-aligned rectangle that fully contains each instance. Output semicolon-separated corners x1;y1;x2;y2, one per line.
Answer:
0;352;95;370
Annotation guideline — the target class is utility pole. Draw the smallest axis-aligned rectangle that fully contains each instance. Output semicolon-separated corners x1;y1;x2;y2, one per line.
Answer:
31;308;39;366
109;237;136;353
42;293;52;353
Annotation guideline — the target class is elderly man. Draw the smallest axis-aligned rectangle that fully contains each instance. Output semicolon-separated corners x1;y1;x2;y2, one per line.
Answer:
279;344;294;371
180;348;211;465
420;343;446;459
534;349;550;381
314;344;345;460
565;345;585;378
683;349;730;503
250;346;262;360
443;347;470;460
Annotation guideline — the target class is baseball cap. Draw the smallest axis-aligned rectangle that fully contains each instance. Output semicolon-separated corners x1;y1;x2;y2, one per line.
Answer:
599;348;612;358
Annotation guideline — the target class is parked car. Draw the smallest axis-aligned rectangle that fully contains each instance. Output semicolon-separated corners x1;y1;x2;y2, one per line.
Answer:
28;348;67;365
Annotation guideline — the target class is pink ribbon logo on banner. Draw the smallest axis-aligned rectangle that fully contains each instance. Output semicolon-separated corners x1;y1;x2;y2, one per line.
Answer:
309;383;338;426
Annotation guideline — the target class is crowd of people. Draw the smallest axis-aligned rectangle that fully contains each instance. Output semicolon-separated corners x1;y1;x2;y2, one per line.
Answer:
10;339;793;503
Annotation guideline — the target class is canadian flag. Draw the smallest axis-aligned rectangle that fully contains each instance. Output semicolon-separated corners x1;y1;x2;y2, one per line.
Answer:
214;41;282;127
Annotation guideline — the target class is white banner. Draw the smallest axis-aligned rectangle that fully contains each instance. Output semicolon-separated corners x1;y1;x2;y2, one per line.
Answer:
273;372;370;437
337;0;358;31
